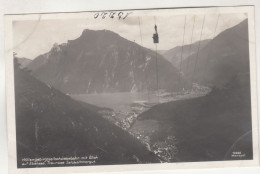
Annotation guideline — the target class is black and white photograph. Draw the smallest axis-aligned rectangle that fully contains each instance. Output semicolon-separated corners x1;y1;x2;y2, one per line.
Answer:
4;6;259;173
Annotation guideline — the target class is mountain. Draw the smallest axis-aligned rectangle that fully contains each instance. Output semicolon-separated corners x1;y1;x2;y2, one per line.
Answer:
162;40;210;68
182;19;250;88
16;57;32;69
131;72;252;162
28;29;183;94
14;59;159;168
129;19;253;162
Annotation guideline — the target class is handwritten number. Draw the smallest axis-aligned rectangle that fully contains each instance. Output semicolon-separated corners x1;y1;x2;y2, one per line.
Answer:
123;12;132;20
94;13;99;19
102;12;108;19
118;12;123;19
94;11;132;19
109;12;116;18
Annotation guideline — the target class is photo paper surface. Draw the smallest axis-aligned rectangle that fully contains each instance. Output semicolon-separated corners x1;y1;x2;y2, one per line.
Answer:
5;6;259;173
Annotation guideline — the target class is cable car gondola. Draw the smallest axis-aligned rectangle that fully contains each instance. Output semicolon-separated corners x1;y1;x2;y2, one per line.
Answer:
152;25;159;43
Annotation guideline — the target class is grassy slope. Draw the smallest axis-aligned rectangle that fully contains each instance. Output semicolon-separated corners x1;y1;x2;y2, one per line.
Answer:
14;61;159;168
138;73;253;162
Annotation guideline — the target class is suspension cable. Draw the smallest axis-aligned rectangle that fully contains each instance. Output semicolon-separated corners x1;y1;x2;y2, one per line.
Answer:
191;15;206;84
185;15;196;73
138;16;150;101
138;17;144;45
154;16;157;25
153;16;159;103
155;44;159;103
178;15;187;92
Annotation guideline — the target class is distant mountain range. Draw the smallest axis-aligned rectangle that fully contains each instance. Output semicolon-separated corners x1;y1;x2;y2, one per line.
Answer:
14;59;159;167
182;19;250;88
25;19;249;93
161;40;210;68
27;29;183;94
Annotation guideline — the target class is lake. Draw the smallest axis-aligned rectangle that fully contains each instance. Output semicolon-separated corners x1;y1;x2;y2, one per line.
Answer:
70;92;162;112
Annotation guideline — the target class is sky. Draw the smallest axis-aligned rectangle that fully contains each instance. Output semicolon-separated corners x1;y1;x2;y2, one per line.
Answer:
13;12;247;60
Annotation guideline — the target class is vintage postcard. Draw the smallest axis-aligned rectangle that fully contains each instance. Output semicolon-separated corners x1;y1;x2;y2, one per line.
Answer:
5;6;259;174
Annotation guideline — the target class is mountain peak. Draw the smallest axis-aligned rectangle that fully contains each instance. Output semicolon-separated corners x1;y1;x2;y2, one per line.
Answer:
28;27;181;94
79;29;121;42
16;57;32;68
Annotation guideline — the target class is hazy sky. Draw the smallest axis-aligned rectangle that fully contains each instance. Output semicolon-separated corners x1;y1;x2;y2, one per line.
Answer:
13;12;247;59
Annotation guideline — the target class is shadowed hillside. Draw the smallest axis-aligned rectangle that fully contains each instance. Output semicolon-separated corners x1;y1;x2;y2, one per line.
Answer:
14;59;160;168
133;72;252;162
182;19;250;88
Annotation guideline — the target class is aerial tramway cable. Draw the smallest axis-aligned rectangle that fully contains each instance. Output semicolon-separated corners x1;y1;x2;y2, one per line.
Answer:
191;15;206;84
155;43;159;103
138;17;144;46
178;15;187;92
185;16;196;73
137;16;150;101
153;16;160;103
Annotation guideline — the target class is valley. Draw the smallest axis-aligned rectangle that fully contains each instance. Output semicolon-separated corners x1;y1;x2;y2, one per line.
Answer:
71;84;211;161
14;16;253;166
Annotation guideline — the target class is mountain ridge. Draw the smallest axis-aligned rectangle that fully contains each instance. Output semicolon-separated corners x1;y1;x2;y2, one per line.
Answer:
182;19;249;88
28;29;184;94
17;57;32;69
162;39;210;68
